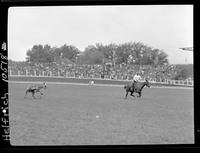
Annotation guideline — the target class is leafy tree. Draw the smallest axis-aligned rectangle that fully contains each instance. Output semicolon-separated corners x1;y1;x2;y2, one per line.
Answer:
26;44;80;64
173;68;188;80
59;44;80;62
26;44;53;63
151;49;169;67
79;45;104;64
115;43;134;64
172;64;193;80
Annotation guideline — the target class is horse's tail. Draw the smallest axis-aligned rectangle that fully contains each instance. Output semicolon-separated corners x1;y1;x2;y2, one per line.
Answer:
124;85;127;89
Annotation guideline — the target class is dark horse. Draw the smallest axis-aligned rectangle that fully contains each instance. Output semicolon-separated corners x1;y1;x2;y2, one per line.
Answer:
124;79;150;99
24;82;47;99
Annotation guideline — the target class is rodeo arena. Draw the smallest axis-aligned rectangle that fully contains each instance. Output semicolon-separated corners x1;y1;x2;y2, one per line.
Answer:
8;46;194;145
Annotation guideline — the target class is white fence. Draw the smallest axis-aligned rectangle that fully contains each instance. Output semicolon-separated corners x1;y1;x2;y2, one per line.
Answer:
8;70;193;87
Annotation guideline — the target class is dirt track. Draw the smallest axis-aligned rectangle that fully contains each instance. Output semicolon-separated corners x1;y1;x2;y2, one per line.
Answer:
9;82;194;145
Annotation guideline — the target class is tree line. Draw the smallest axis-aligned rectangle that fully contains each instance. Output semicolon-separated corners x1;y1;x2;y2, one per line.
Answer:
25;41;169;67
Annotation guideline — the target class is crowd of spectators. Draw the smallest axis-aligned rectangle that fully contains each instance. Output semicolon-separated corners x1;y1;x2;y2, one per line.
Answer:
8;60;192;82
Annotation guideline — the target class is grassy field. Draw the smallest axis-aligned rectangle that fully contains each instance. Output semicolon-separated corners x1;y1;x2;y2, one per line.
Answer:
9;82;194;145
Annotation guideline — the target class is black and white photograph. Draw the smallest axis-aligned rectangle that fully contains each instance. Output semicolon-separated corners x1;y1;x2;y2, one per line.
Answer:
6;4;194;146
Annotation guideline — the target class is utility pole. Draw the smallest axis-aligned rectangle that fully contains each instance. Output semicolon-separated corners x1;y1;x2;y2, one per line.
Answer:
112;50;116;68
76;53;81;65
179;47;193;64
139;47;144;72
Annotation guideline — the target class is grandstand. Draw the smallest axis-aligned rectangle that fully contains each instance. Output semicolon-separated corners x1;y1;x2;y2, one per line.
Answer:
8;61;193;87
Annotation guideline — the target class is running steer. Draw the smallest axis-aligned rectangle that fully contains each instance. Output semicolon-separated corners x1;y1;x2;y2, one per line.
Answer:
24;82;47;99
124;79;150;99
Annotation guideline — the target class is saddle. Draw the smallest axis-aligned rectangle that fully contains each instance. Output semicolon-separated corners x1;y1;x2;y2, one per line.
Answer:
131;81;138;91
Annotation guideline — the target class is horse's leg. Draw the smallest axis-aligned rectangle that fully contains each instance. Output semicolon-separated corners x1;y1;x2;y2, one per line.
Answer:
130;87;135;97
125;91;128;99
24;90;28;98
32;92;36;99
137;92;141;98
39;91;43;99
130;91;135;97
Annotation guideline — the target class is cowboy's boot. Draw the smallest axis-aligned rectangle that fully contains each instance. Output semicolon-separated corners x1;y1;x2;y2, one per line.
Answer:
131;82;134;91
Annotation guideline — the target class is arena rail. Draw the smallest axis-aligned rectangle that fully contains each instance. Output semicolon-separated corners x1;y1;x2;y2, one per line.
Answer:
8;74;193;88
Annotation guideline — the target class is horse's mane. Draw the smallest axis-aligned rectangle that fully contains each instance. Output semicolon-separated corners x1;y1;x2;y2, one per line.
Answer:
136;81;146;89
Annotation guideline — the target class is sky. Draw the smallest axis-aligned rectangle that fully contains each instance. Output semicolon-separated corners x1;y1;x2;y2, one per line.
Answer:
8;5;193;64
